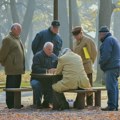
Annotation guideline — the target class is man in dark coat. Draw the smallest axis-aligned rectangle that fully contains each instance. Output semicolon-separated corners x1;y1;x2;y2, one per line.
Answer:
31;42;58;109
32;20;62;56
99;26;120;111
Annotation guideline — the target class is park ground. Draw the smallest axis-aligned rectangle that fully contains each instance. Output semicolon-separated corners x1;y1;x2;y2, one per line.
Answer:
0;71;120;120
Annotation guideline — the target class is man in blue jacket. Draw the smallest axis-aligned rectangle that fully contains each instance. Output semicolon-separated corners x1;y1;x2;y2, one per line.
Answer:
31;42;58;109
32;20;62;56
99;26;120;111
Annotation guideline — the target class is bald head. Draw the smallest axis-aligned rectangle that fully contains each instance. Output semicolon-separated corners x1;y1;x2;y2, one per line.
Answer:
11;23;22;37
43;42;54;56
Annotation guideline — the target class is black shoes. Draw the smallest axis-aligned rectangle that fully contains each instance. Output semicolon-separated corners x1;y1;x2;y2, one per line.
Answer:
101;106;118;111
8;105;24;109
52;102;69;111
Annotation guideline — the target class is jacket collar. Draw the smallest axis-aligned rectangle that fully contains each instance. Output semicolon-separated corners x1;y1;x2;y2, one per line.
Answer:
9;32;20;39
42;50;52;58
101;32;112;42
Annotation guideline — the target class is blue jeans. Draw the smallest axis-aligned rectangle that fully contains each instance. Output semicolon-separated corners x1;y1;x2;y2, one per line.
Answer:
30;79;53;106
104;68;120;109
30;80;42;106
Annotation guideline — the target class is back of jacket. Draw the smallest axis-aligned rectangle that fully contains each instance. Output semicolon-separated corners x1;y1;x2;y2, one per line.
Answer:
52;52;91;92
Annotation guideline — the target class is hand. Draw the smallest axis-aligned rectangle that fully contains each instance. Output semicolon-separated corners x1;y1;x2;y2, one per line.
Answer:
48;68;56;74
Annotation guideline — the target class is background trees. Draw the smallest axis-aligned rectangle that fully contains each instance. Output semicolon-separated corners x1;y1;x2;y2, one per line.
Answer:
0;0;120;83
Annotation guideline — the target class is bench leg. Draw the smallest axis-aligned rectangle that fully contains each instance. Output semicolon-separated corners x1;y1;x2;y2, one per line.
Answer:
75;93;85;109
33;91;36;105
14;92;21;109
95;91;101;107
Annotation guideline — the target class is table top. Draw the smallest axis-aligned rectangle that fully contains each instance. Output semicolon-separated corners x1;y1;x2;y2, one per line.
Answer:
30;73;63;79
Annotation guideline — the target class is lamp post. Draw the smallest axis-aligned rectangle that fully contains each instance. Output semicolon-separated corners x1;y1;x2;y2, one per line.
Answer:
69;0;73;49
53;0;58;20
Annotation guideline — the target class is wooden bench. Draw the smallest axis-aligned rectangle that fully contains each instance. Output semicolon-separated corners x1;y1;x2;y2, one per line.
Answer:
0;82;5;89
3;87;33;109
64;87;106;109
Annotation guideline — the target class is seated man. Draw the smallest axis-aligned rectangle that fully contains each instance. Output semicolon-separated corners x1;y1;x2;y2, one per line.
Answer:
31;42;58;109
52;48;91;110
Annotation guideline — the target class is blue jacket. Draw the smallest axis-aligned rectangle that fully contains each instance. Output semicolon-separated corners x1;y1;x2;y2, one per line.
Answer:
32;50;58;74
32;28;62;56
99;33;120;71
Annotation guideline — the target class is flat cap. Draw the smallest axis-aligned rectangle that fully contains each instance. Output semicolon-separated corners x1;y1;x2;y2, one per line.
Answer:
51;20;60;27
72;26;82;35
99;26;109;32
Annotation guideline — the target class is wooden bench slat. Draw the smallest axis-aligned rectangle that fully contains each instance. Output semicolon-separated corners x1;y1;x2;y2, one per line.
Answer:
3;87;32;92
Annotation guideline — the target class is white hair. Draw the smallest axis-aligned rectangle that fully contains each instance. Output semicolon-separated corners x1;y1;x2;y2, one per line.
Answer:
60;48;71;56
11;23;22;30
43;42;54;49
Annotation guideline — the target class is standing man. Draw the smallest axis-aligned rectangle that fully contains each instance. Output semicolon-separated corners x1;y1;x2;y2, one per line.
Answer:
32;20;62;56
0;23;25;109
99;26;120;111
31;42;58;109
72;26;97;106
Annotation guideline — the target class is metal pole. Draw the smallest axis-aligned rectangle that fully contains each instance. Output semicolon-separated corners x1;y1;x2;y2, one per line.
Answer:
69;0;73;49
53;0;58;20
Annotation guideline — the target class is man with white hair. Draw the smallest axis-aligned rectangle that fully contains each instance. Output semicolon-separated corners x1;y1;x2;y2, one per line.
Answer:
52;48;91;110
31;42;58;109
0;23;25;109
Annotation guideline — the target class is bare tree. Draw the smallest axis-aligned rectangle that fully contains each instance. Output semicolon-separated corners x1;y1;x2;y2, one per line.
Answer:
96;0;115;83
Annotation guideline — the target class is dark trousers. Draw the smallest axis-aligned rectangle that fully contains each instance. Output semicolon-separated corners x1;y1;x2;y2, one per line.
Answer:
6;75;21;108
75;73;93;107
86;73;93;105
52;90;69;110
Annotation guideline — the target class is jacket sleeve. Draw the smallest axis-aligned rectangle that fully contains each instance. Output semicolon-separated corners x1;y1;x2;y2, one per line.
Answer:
32;55;46;74
99;39;112;69
53;36;63;56
0;38;11;66
32;33;42;55
55;58;63;75
86;39;97;63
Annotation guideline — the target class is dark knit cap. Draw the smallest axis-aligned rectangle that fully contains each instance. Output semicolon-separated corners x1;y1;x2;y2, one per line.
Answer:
99;26;109;32
51;20;60;27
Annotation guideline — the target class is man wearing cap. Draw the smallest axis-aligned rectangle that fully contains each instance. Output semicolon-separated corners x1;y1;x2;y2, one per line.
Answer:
99;26;120;111
32;20;62;56
72;26;97;106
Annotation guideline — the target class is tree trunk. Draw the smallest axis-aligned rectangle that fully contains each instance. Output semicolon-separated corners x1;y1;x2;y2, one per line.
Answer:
21;0;35;44
58;0;69;48
96;0;114;83
10;0;19;23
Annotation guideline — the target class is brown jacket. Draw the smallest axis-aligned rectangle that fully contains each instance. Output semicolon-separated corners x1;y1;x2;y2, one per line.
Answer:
0;32;25;75
73;35;97;74
52;51;91;92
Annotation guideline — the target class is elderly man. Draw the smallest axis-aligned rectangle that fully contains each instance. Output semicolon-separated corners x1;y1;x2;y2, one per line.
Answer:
99;26;120;111
0;23;25;109
31;42;58;109
52;48;91;110
32;20;62;56
72;26;97;106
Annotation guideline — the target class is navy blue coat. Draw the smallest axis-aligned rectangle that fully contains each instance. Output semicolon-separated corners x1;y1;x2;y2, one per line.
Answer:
99;33;120;71
32;50;58;74
32;28;62;56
